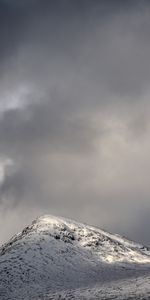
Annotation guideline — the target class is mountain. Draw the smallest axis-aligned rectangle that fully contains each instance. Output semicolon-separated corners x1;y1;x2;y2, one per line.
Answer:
0;215;150;299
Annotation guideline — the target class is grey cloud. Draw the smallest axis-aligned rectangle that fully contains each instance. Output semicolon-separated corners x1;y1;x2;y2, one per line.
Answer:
1;0;150;98
0;0;150;246
0;97;98;157
133;209;150;246
0;167;28;207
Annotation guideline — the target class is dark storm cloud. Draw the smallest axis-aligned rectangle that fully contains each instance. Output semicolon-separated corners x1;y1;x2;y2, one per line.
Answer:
0;0;32;65
1;0;150;97
0;0;150;245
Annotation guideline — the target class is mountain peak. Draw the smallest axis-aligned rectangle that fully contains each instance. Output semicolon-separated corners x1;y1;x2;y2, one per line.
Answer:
33;214;76;229
0;214;150;299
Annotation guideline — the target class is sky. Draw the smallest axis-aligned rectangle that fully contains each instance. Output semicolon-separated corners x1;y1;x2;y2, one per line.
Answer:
0;0;150;246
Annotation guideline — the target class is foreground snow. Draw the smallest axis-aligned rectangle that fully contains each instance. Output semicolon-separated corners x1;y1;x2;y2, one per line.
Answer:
0;215;150;299
40;275;150;299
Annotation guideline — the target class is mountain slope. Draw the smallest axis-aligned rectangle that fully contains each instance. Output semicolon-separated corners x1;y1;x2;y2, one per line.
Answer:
0;215;150;299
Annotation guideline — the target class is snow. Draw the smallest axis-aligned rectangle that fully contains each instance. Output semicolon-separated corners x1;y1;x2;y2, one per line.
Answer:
44;275;150;299
0;214;150;299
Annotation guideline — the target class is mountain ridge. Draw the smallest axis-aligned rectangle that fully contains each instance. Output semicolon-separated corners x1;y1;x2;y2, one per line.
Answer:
0;214;150;299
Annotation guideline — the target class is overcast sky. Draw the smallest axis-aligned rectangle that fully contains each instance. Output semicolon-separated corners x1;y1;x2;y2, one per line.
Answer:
0;0;150;246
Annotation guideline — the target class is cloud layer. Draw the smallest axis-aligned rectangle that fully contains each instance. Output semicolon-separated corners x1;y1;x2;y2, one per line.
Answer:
0;0;150;245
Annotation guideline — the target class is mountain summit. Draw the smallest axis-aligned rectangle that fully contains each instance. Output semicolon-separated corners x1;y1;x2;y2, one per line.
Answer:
0;215;150;299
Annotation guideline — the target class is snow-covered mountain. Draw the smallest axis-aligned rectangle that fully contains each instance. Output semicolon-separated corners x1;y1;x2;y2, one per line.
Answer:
0;215;150;299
